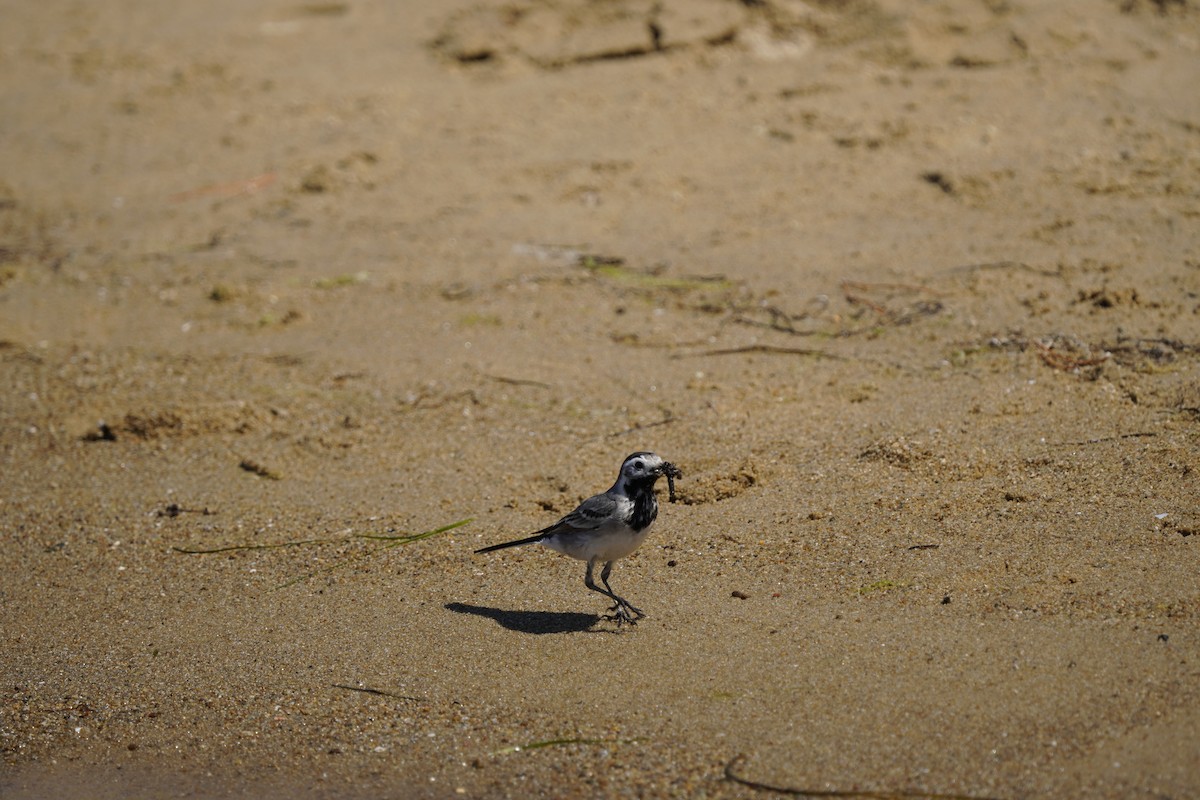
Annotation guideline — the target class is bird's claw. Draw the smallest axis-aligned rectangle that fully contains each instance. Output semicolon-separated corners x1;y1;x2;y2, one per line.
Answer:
604;601;646;626
603;610;637;626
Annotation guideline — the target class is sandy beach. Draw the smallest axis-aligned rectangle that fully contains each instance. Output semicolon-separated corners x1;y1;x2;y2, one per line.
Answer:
2;1;1199;797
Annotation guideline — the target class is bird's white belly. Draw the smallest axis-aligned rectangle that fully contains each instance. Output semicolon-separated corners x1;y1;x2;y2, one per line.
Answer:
543;520;652;562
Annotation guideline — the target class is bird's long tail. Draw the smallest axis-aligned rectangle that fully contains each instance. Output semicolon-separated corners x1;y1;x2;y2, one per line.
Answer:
474;532;546;554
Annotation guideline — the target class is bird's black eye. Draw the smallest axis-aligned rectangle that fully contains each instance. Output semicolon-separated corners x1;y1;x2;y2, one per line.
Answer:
633;460;644;470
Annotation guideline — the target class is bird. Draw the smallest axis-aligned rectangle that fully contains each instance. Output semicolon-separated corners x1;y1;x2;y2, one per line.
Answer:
475;452;681;626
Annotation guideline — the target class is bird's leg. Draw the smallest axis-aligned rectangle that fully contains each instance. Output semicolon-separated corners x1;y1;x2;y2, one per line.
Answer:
585;559;640;625
600;560;645;620
584;558;622;608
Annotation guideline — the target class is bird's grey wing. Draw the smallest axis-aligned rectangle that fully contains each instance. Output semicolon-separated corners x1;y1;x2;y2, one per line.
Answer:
537;492;620;536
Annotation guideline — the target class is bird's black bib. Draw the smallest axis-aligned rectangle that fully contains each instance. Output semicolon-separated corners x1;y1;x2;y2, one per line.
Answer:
627;484;659;532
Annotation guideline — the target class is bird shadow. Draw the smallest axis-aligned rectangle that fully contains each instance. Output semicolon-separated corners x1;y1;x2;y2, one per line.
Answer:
444;602;607;635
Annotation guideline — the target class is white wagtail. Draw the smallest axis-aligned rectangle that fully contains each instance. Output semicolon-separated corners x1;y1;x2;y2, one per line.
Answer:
475;452;681;626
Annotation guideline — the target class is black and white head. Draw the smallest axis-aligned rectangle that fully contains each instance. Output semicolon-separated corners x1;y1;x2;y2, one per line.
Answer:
614;452;682;495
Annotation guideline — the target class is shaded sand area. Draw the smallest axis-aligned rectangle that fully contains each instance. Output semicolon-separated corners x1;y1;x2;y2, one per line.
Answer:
2;1;1199;797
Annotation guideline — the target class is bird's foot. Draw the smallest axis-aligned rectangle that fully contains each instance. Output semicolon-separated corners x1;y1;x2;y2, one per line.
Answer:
603;608;637;626
607;599;645;616
604;601;646;626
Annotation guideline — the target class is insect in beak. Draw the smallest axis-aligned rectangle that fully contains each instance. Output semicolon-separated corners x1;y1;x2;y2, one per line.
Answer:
662;462;682;503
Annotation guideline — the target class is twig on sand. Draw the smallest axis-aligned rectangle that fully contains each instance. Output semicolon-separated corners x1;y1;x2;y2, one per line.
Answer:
332;684;420;702
158;503;214;518
688;344;844;360
483;373;552;389
724;754;1004;800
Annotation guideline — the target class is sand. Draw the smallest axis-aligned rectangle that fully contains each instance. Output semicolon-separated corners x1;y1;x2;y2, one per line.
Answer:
2;0;1199;797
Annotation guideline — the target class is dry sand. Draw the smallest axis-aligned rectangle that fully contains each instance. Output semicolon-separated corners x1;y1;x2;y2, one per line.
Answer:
2;0;1199;797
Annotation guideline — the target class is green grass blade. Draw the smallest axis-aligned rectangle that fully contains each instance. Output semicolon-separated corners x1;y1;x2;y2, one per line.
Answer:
272;518;472;591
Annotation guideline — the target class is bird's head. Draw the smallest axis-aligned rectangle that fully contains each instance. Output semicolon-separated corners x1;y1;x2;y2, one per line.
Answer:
617;452;682;490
